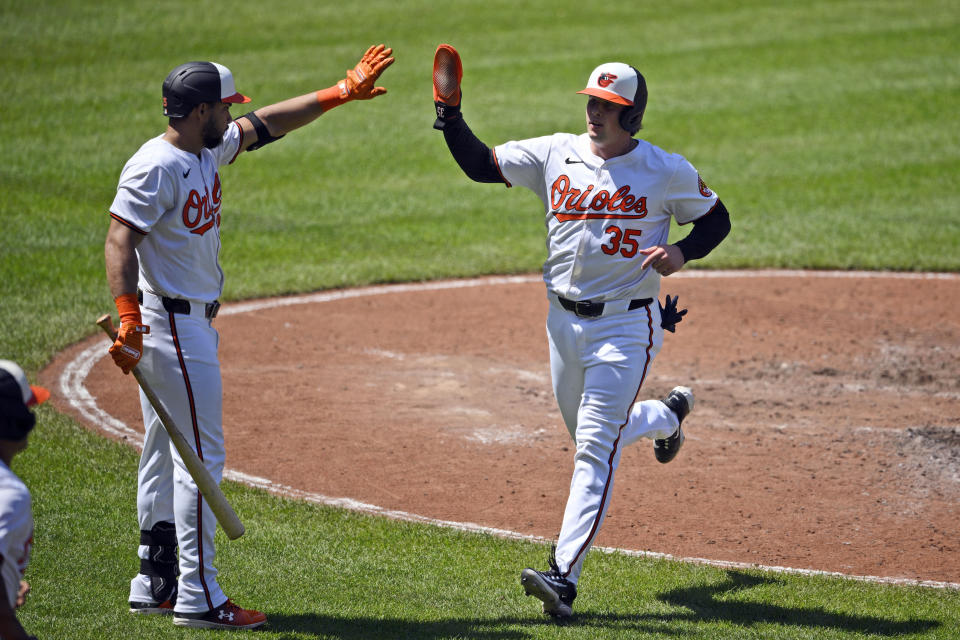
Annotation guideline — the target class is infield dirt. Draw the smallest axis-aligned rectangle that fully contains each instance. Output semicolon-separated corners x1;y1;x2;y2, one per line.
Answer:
43;272;960;584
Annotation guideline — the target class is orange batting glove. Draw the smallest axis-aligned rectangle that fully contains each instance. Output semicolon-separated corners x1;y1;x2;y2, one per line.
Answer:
109;293;149;374
433;43;462;106
342;44;394;100
432;43;463;129
317;44;394;112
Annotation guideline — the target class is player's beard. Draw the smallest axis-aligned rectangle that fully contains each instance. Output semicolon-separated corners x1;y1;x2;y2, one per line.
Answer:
201;115;224;149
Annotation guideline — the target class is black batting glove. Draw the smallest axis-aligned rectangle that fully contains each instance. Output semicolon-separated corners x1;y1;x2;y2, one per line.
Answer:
659;294;687;333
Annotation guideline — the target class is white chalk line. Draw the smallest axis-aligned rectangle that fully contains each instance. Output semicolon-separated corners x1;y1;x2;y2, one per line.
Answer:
60;271;960;591
220;270;959;317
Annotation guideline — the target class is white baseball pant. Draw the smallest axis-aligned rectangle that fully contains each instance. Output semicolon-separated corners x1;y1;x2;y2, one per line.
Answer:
128;298;227;612
546;296;679;584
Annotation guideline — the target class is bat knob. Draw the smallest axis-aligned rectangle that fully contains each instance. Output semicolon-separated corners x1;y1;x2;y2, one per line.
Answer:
96;314;118;340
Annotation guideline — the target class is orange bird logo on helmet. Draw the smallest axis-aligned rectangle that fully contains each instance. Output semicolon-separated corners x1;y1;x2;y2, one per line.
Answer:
597;73;617;87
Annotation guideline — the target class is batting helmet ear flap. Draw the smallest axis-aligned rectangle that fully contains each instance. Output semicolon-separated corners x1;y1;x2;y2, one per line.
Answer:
162;91;193;119
618;66;648;136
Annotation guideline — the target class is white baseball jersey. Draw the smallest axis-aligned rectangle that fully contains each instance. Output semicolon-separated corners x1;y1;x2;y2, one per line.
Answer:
494;132;718;301
0;461;32;608
109;121;244;303
110;122;244;613
494;131;718;586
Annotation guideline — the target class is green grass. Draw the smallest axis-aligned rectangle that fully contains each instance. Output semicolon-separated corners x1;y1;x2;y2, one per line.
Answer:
19;413;960;639
3;0;959;637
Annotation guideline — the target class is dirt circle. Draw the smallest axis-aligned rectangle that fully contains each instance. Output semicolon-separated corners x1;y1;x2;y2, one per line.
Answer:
43;272;960;584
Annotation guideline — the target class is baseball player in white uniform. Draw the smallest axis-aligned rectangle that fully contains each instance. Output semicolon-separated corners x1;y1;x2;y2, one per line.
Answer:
0;359;49;640
104;46;393;630
432;45;730;617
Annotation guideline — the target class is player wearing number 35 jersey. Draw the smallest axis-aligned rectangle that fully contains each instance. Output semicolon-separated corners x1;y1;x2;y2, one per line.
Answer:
432;45;730;618
500;130;714;302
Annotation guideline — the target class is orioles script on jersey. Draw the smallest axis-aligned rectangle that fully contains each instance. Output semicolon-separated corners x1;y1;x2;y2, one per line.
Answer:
182;172;222;236
550;174;648;222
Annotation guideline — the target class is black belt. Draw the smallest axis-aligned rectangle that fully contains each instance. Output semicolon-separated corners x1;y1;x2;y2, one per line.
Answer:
557;296;653;318
137;290;220;319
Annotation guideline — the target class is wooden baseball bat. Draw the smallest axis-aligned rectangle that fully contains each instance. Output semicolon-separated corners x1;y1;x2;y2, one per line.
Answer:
96;314;245;540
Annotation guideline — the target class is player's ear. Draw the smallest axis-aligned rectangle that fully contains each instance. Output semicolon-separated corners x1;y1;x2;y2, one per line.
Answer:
188;102;212;120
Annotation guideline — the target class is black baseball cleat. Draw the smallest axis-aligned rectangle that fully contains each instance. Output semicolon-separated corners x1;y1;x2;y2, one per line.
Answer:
520;553;577;618
654;386;694;464
129;597;175;615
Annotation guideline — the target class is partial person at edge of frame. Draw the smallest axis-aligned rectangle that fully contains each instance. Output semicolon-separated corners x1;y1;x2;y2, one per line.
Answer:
0;360;50;640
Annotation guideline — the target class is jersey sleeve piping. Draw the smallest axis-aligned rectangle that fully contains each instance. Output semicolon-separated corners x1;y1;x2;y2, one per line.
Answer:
490;147;512;188
108;212;148;235
227;120;244;165
676;198;719;226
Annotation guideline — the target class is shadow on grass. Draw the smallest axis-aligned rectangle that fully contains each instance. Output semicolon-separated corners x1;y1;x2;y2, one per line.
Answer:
266;570;939;638
264;612;671;639
641;569;940;636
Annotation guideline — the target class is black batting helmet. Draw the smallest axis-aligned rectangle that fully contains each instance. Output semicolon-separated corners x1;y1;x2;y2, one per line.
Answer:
0;359;49;441
162;61;251;118
577;62;647;136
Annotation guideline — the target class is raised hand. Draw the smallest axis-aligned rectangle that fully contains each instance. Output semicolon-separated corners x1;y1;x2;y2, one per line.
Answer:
342;44;395;100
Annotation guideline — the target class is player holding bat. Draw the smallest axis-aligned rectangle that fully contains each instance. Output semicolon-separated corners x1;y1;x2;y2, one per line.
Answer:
104;45;393;630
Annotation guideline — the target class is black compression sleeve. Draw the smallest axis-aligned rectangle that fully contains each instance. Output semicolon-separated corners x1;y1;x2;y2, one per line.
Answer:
674;199;731;262
441;117;506;184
